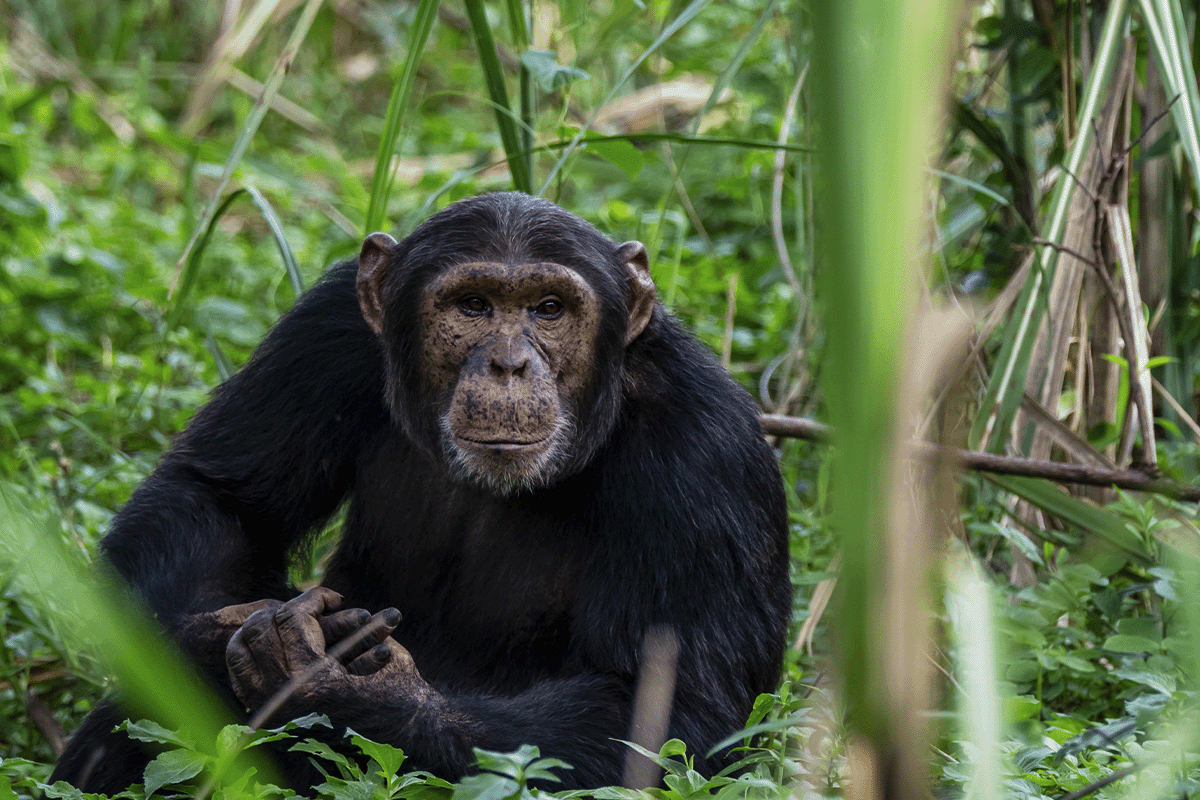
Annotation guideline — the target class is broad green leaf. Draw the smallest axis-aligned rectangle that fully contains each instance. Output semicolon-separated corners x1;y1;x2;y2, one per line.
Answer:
1102;634;1161;654
449;773;519;800
318;777;377;800
122;719;190;747
143;749;207;798
350;734;407;779
585;137;644;179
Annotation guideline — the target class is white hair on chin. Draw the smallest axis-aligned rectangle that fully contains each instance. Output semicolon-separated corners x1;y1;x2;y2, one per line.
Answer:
440;412;578;497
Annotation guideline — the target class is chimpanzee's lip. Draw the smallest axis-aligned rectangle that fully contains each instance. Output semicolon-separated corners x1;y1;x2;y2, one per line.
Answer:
457;436;549;451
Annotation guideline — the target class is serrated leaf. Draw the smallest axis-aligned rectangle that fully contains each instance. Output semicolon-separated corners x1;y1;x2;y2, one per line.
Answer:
122;719;190;748
280;713;333;731
316;777;376;800
519;51;589;92
350;734;406;778
41;782;88;800
143;749;207;798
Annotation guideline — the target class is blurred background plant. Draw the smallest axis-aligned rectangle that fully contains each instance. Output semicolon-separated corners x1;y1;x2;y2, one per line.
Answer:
4;0;1200;797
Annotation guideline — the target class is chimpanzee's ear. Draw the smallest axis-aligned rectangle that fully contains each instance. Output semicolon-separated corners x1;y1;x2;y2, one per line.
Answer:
617;241;655;345
358;233;398;336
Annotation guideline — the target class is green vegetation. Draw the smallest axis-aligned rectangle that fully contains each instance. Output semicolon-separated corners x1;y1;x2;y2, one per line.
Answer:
4;0;1200;797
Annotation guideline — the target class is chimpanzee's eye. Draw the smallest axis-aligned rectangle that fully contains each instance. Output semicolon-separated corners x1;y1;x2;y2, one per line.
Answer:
533;298;564;319
458;296;491;316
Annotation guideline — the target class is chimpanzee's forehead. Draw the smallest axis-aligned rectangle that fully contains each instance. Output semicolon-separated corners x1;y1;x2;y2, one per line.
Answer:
407;193;617;269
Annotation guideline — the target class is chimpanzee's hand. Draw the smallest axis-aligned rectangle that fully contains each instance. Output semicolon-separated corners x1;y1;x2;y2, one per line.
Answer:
225;587;424;721
178;599;285;677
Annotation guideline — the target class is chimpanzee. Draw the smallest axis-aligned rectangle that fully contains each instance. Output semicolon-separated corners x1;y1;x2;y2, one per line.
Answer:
51;192;791;792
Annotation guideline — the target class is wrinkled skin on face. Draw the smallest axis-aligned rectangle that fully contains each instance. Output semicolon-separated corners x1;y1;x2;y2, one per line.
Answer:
357;234;654;495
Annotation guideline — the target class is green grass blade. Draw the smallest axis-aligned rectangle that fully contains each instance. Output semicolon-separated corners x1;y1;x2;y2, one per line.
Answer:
0;485;277;783
537;0;714;196
244;184;303;295
172;0;323;292
947;552;1004;800
691;0;778;134
168;189;248;331
968;0;1130;452
1139;0;1200;189
364;0;438;235
504;0;535;185
986;474;1153;563
463;0;532;193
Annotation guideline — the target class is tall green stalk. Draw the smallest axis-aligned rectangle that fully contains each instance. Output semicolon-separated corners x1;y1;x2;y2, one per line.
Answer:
463;0;532;193
810;0;954;793
364;0;439;235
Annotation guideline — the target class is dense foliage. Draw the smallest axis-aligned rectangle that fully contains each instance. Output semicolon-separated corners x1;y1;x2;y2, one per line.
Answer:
3;0;1200;798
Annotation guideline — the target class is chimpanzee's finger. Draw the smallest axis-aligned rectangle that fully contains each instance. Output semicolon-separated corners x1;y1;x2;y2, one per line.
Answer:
210;598;283;629
272;593;332;666
226;611;283;700
318;607;372;645
286;586;344;617
346;643;392;676
327;608;402;664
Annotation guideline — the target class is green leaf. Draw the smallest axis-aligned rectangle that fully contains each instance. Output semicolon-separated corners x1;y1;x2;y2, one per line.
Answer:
291;739;353;775
1113;665;1177;695
1102;634;1161;654
1005;695;1042;722
659;739;688;759
584;137;643;179
244;184;302;296
1116;616;1162;641
524;758;570;782
450;773;519;800
122;719;190;748
590;789;641;800
985;474;1153;564
143;749;207;798
318;777;377;800
519;51;588;92
350;734;406;779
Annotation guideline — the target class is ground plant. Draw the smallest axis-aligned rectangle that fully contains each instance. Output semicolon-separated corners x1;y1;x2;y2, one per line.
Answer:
4;0;1200;798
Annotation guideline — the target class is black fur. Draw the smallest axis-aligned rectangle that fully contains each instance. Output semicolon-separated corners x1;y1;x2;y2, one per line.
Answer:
52;193;791;791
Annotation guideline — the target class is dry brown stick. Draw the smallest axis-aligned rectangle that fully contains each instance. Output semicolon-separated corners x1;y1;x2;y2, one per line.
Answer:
760;414;1200;501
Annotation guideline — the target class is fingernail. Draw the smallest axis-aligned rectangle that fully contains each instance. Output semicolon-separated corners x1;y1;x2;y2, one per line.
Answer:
384;608;401;626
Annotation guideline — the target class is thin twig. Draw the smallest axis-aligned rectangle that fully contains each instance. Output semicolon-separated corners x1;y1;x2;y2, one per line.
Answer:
760;414;1200;501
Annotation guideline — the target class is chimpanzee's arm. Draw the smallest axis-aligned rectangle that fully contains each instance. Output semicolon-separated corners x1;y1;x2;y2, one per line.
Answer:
101;262;387;667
